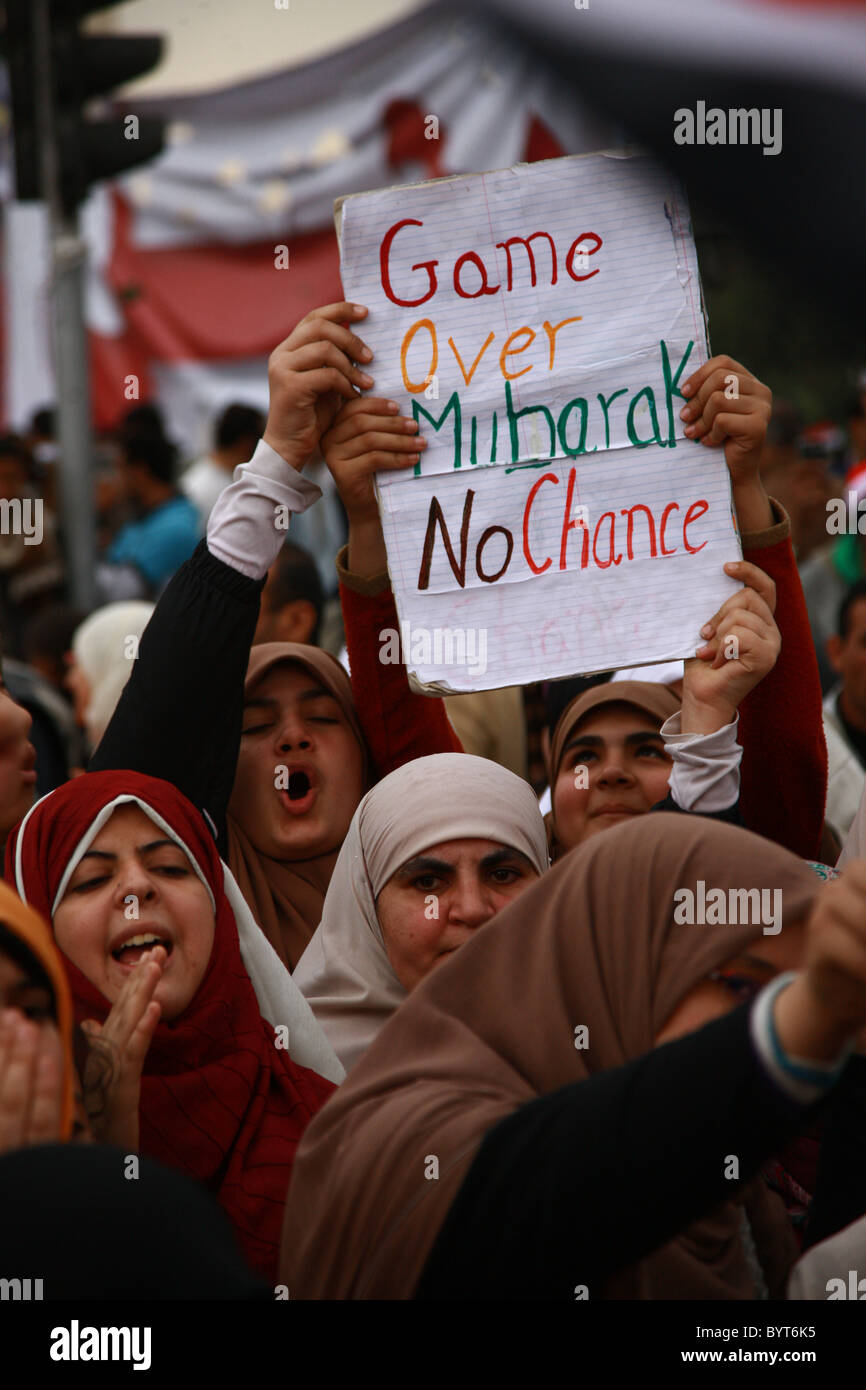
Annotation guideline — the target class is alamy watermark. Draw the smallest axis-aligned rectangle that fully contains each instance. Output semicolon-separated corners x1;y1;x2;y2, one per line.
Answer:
1;1276;42;1299
673;880;782;935
0;497;43;545
826;492;866;535
379;621;488;677
674;103;782;157
826;1271;866;1299
49;1321;151;1370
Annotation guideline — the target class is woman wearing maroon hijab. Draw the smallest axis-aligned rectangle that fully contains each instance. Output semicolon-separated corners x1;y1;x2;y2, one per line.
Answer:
5;768;339;1281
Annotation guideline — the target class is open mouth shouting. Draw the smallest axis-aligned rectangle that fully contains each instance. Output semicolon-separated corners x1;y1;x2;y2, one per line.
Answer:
110;925;174;970
278;763;318;817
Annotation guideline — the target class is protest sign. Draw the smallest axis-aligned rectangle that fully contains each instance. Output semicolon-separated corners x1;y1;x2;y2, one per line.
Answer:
336;151;741;693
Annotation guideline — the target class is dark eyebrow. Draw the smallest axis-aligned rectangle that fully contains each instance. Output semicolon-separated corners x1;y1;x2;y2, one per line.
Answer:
298;687;339;705
394;848;533;879
243;687;336;712
394;855;454;879
564;731;664;748
479;847;533;870
77;838;179;865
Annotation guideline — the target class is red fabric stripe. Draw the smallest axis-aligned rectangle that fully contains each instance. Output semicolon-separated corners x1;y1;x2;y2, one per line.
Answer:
90;110;565;427
107;191;343;363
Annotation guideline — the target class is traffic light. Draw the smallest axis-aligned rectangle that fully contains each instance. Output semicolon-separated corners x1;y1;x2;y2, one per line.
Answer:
4;0;166;214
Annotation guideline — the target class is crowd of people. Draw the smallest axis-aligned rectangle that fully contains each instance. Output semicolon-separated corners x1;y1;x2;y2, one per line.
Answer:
2;300;866;1301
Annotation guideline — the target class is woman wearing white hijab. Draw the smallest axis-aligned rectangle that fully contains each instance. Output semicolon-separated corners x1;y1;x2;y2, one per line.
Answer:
294;754;549;1072
66;602;155;754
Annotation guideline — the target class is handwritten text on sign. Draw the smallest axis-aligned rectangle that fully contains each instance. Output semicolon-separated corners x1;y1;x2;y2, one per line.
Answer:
337;153;740;691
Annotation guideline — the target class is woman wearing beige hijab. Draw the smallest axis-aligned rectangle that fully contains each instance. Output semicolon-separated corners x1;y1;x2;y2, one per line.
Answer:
281;814;866;1300
294;753;549;1071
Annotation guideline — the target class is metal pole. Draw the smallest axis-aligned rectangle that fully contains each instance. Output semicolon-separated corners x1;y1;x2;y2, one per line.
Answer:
32;0;98;612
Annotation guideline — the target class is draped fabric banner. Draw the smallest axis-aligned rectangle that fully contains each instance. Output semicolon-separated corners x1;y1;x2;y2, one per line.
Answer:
3;8;610;455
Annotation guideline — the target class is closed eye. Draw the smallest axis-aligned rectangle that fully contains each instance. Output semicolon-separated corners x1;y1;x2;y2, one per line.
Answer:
708;971;763;1003
242;723;274;736
71;874;110;894
69;860;189;892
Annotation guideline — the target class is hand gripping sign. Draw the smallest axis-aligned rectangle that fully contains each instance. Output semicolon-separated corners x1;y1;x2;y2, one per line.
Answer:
336;150;740;693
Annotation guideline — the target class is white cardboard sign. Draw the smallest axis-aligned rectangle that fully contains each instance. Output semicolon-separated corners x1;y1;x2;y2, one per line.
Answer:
336;151;741;693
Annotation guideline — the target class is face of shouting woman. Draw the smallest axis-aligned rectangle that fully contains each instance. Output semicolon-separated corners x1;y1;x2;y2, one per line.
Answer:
52;805;215;1020
0;676;37;840
552;705;673;851
230;663;364;863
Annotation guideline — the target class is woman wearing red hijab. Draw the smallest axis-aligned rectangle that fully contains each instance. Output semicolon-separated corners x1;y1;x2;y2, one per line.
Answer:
5;768;340;1281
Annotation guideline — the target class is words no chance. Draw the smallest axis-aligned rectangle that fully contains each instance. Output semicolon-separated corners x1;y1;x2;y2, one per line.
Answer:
417;473;711;590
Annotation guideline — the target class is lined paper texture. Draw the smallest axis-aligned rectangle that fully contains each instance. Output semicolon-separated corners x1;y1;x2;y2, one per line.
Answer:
337;151;740;692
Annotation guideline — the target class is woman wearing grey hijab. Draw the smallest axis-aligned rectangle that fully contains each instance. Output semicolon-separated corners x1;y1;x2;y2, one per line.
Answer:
294;753;549;1071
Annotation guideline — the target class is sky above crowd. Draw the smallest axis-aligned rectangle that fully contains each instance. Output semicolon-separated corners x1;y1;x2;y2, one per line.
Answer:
89;0;426;97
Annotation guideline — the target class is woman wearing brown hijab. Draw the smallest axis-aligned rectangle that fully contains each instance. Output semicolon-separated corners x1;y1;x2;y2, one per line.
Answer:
227;644;369;968
280;814;866;1300
547;680;682;857
545;557;782;859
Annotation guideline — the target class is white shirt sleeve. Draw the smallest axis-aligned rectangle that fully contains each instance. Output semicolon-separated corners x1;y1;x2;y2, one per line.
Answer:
206;438;323;580
661;710;742;814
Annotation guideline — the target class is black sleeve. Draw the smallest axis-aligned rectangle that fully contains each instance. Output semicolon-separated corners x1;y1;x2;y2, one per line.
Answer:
652;791;744;826
89;540;264;851
802;1055;866;1251
415;1003;816;1301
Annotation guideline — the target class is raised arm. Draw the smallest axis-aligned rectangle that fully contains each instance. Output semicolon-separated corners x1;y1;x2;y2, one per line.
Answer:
92;304;374;841
679;355;827;858
738;506;827;859
322;396;463;778
418;872;866;1300
644;559;781;831
415;1003;812;1299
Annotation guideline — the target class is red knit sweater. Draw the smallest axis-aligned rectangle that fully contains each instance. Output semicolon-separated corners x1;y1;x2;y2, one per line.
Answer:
339;555;463;780
739;525;827;859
